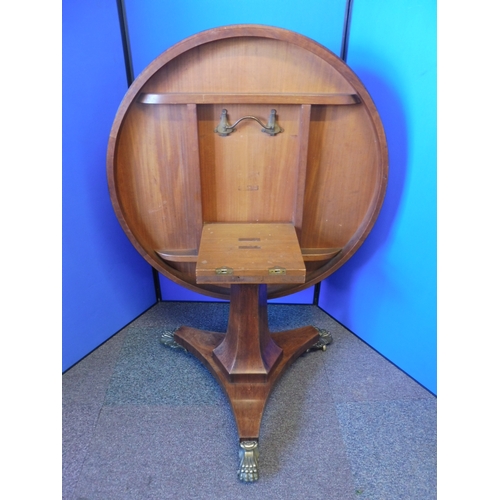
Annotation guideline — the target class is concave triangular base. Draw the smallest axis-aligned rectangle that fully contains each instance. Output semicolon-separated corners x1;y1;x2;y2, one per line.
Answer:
174;284;319;440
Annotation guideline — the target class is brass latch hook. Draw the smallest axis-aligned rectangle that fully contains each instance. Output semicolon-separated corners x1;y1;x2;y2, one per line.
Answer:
214;109;284;137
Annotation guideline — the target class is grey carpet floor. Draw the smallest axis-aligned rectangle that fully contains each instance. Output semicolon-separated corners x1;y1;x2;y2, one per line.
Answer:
63;302;436;500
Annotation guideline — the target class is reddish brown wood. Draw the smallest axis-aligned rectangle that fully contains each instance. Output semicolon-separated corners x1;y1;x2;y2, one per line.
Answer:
105;25;389;469
212;284;282;383
195;223;305;284
293;104;312;243
155;246;343;263
138;92;360;105
174;284;319;440
185;103;204;246
107;25;388;301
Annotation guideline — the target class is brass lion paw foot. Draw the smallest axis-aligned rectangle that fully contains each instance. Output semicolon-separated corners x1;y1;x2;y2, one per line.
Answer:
304;327;333;353
237;440;259;482
160;329;187;351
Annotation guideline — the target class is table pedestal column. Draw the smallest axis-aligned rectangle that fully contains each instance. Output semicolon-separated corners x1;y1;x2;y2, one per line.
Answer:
172;284;320;481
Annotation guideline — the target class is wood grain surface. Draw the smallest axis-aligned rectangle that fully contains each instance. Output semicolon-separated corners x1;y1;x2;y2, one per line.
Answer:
107;25;388;299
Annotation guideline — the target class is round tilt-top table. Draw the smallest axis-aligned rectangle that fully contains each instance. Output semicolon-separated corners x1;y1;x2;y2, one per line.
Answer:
107;25;388;482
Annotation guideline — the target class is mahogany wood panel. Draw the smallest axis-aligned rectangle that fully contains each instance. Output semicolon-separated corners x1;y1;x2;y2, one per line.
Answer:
293;104;312;243
196;223;305;284
197;104;300;223
139;36;356;95
107;25;388;299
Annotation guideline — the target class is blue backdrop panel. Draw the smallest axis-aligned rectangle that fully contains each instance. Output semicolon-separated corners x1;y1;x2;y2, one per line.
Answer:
319;0;437;393
125;0;346;76
63;0;437;393
124;0;347;303
158;274;315;304
62;0;157;371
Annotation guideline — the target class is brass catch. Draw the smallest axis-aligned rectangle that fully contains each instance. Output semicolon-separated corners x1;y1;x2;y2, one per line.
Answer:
215;266;233;275
268;266;286;275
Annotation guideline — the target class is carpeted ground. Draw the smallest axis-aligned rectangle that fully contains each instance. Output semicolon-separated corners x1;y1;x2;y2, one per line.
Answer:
63;302;436;500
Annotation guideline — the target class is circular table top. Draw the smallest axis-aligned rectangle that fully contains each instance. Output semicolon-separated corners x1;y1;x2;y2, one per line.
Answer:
107;25;388;299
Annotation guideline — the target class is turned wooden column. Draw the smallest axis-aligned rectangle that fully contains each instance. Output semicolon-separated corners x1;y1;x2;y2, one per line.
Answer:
213;284;282;383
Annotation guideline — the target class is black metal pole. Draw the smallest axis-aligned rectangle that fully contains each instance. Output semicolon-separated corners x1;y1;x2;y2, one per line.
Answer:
313;282;321;306
340;0;354;62
313;0;354;307
116;0;162;302
116;0;135;86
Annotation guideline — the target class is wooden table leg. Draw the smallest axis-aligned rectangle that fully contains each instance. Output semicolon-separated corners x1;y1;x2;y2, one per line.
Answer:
173;284;320;481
